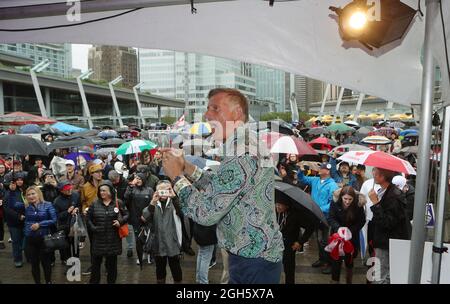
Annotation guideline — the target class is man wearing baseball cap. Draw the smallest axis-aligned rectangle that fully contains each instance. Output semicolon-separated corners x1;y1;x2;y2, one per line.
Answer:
53;181;81;262
297;162;338;274
59;160;85;193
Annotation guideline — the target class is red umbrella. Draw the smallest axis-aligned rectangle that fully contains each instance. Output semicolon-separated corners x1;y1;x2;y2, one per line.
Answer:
0;112;56;126
261;132;317;156
338;151;416;175
308;137;335;151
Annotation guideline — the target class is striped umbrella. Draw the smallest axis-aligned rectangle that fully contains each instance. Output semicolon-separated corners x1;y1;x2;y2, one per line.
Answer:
116;139;157;155
361;135;391;145
189;122;212;136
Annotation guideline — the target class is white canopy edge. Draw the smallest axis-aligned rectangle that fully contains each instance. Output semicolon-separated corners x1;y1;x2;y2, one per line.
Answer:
0;0;448;107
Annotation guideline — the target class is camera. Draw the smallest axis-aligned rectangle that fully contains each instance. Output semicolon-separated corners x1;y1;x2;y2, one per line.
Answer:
158;190;171;197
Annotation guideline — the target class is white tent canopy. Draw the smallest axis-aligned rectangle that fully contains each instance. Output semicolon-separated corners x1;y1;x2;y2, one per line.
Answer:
0;0;448;107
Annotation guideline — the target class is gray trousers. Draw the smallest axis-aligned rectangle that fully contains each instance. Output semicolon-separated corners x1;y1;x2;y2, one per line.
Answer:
372;248;390;284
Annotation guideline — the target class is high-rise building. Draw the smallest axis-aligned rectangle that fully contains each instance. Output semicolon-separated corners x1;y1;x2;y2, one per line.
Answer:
88;45;138;88
252;65;286;112
290;75;325;113
139;49;257;120
0;43;72;78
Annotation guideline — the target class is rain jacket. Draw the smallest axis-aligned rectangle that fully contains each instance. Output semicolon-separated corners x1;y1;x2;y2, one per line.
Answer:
24;201;57;237
297;170;339;215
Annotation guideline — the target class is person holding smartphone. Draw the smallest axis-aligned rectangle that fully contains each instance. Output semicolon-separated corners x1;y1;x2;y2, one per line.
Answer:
142;181;183;284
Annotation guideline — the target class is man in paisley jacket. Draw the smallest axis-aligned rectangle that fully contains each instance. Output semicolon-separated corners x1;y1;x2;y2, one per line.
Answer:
162;88;284;284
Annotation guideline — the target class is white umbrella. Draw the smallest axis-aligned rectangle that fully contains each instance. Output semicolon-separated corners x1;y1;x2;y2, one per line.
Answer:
343;121;360;127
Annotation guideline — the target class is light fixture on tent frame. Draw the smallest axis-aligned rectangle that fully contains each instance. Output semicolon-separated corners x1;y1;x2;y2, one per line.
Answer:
329;0;418;50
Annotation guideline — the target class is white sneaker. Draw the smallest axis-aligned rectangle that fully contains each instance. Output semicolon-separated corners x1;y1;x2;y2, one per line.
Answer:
136;258;140;265
147;255;152;264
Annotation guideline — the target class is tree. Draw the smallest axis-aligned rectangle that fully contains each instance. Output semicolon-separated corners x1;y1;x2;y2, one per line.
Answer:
161;116;176;125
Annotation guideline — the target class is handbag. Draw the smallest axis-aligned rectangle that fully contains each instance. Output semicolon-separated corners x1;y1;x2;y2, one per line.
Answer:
116;199;129;239
44;230;68;252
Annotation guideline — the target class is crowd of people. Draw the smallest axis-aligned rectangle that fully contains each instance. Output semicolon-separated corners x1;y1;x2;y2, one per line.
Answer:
0;87;443;285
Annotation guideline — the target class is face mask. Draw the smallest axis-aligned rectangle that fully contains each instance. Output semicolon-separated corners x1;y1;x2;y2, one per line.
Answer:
123;170;129;179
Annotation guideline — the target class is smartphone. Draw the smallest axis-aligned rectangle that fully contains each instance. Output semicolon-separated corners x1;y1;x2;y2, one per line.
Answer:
158;190;171;197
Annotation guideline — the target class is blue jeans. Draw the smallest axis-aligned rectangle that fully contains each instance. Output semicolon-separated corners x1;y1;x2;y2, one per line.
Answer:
9;226;24;263
228;253;282;284
126;224;134;250
196;244;215;284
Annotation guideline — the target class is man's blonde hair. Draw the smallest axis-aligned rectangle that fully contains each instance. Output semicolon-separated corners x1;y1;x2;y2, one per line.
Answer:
208;88;249;123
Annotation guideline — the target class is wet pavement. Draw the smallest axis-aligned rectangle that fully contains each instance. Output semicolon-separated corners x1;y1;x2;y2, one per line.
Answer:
0;227;368;284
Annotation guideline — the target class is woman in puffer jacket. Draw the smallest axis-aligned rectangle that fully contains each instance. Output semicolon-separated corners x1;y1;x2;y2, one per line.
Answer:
24;185;57;284
328;186;366;284
87;180;129;284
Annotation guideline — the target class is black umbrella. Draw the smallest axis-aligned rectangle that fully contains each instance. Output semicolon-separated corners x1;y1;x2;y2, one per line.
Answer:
98;138;126;147
0;135;48;156
47;137;104;150
274;181;328;228
307;127;329;136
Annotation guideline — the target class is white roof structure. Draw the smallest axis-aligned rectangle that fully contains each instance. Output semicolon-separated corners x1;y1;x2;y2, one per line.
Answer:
0;0;448;107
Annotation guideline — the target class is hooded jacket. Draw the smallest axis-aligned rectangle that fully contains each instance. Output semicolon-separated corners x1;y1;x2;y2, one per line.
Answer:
297;170;339;214
87;180;129;256
124;180;154;228
329;189;366;249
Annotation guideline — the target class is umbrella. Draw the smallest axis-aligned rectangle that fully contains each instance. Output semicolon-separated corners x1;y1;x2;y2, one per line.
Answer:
308;137;336;151
389;121;406;129
374;127;397;137
98;130;119;139
18;124;41;134
343;121;359;128
307;127;329;136
98;138;126;147
400;129;419;137
404;133;419;138
95;147;117;155
361;136;391;145
338;151;416;175
261;133;317;156
65;152;94;169
0;135;48;156
274;181;328;229
48;137;104;150
116;140;157;155
51;122;87;133
356;127;373;136
331;144;373;154
189;122;212;136
0;111;56;126
41;126;65;136
327;123;353;134
400;146;419;155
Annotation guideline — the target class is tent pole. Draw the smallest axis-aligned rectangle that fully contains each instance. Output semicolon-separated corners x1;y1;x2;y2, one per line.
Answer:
408;0;439;284
430;105;450;284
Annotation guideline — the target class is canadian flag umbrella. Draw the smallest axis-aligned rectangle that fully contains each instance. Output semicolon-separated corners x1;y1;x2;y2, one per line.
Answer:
261;132;318;156
338;151;416;175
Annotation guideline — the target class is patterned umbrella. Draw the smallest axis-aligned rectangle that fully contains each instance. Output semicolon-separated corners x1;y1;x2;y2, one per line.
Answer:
307;127;329;136
331;144;373;154
116;140;157;155
361;136;391;145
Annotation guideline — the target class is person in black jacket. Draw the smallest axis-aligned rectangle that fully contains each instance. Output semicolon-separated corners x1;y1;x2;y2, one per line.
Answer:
53;181;81;262
41;171;59;204
3;175;26;267
124;173;153;265
193;222;217;284
275;200;315;284
368;168;411;284
328;186;366;284
87;180;129;284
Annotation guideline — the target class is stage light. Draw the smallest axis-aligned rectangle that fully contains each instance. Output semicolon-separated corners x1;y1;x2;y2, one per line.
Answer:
330;0;417;50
